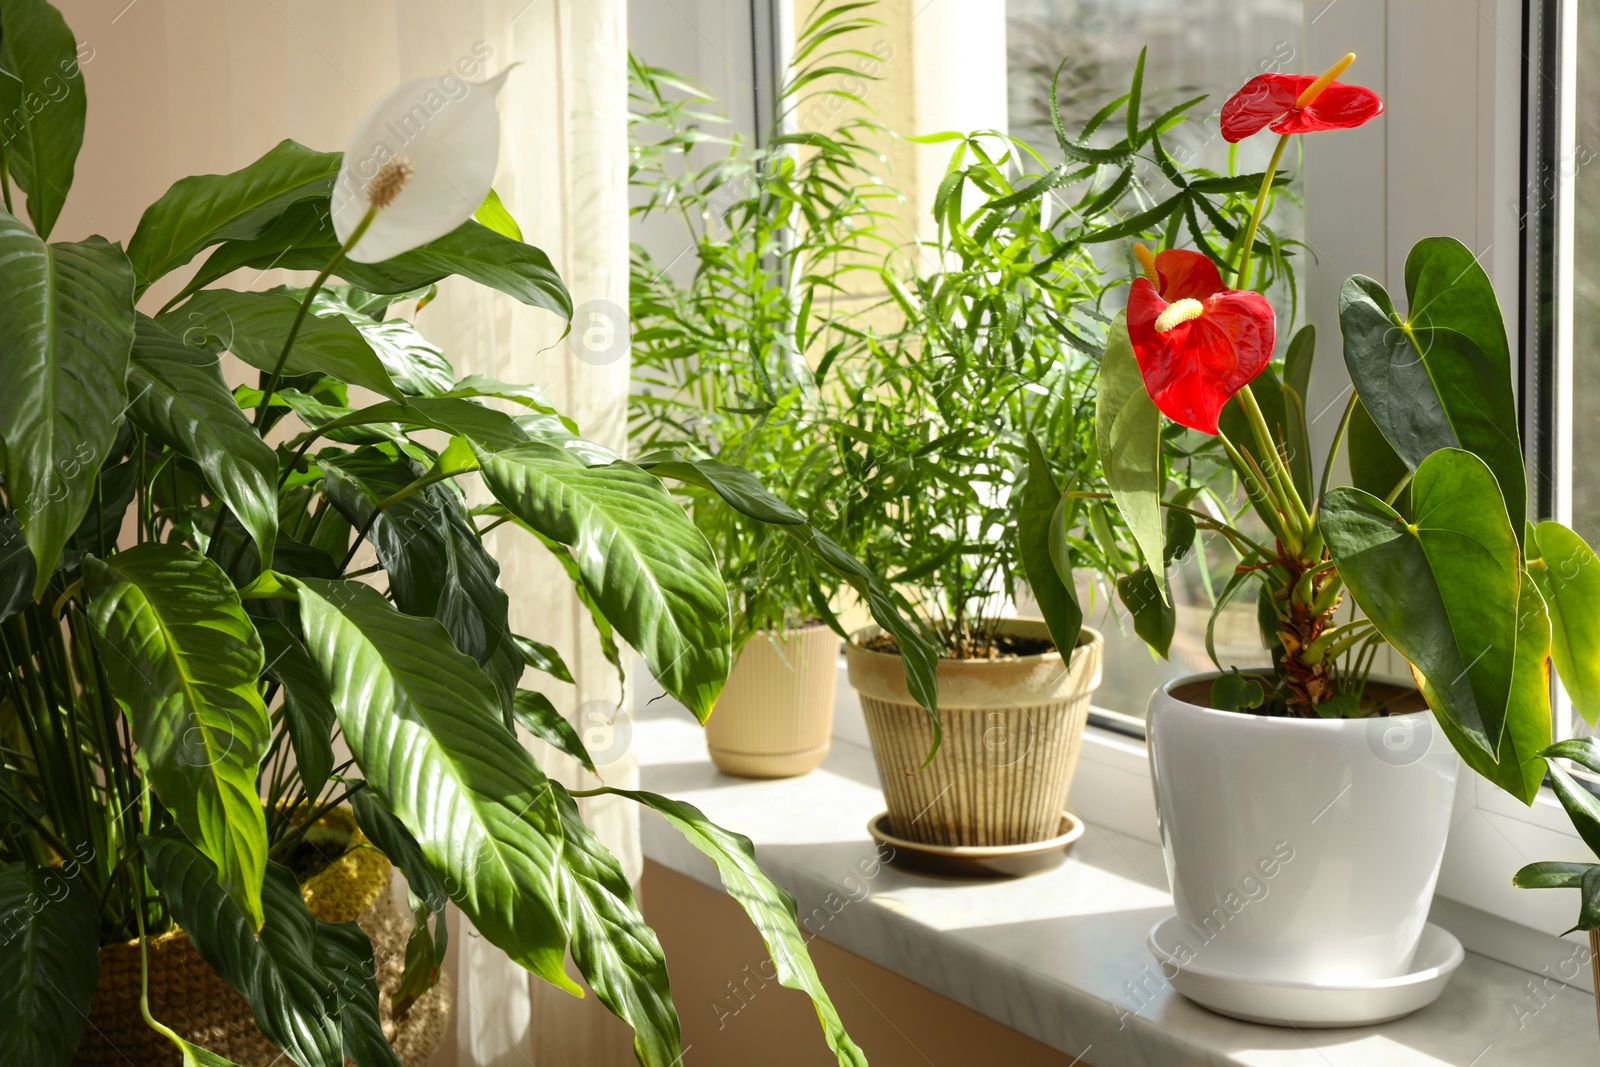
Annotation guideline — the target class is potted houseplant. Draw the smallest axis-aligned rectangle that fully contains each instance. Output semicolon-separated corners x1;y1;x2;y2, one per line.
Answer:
0;3;917;1064
627;5;912;778
1081;52;1600;1020
827;53;1298;861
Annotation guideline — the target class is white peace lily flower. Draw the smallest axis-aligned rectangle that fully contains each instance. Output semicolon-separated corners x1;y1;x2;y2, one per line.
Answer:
331;68;512;263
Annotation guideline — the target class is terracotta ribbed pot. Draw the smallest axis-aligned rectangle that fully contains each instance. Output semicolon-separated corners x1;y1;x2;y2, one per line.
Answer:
705;623;840;778
846;620;1104;847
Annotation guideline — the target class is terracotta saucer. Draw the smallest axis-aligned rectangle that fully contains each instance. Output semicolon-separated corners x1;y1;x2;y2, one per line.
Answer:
866;811;1084;879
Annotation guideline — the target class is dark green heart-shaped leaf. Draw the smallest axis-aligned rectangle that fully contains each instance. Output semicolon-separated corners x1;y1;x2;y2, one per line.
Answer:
1426;575;1551;804
144;835;345;1067
475;442;730;722
551;784;681;1065
1095;312;1165;598
1019;433;1082;656
1339;243;1524;537
293;578;576;993
1346;397;1411;514
0;863;100;1067
128;315;279;564
0;218;136;595
160;289;400;401
128;139;340;288
86;544;269;927
0;0;86;238
1527;521;1600;725
1320;448;1519;755
613;790;866;1067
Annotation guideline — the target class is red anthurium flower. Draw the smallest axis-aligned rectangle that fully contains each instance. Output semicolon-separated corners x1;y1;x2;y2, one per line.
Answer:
1220;54;1383;143
1126;246;1276;435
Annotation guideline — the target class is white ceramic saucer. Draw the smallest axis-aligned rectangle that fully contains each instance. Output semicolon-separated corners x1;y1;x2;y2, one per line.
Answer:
1146;914;1464;1028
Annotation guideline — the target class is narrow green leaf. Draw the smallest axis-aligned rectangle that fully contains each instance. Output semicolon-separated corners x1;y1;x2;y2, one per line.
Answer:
128;314;278;564
1513;861;1594;890
348;788;449;969
551;785;682;1065
1528;521;1600;725
475;442;731;722
143;836;345;1067
513;690;596;776
0;863;100;1067
0;0;86;238
293;578;577;993
128;139;340;287
1321;449;1519;755
515;634;574;684
314;920;403;1067
612;790;867;1067
1546;760;1600;858
0;217;136;594
85;544;270;928
1019;433;1081;656
1095;312;1165;598
255;617;337;797
474;188;523;241
1116;565;1174;658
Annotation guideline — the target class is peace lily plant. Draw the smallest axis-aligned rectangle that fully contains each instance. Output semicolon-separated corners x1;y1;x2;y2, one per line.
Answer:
0;2;902;1065
1079;51;1600;972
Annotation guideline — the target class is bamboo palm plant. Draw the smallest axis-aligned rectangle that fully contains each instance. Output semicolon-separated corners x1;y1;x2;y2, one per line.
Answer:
0;2;896;1065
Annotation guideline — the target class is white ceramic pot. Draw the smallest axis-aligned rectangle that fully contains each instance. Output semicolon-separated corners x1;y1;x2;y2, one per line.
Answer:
1147;672;1458;984
704;624;839;778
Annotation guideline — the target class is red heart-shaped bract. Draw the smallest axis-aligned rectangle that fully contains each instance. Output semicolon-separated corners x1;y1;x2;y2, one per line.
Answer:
1220;73;1383;143
1126;252;1277;435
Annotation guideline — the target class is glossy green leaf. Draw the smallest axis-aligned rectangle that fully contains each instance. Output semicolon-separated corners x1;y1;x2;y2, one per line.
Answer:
160;289;401;401
1283;323;1314;405
348;788;449;975
611;789;866;1067
1211;669;1265;711
1339;242;1524;538
513;690;596;776
85;544;270;928
1019;433;1082;656
128;314;279;564
474;189;523;241
293;578;576;993
1095;312;1166;599
0;863;100;1067
515;635;574;684
313;920;403;1067
1527;521;1600;725
1219;365;1312;511
128;139;340;288
255;616;337;797
0;0;86;238
1544;759;1600;858
1513;861;1594;890
1346;397;1411;513
1426;575;1551;805
311;397;526;452
0;217;136;595
1116;564;1174;658
144;836;345;1067
475;441;730;722
551;784;681;1065
0;511;35;622
1320;449;1519;755
297;287;455;396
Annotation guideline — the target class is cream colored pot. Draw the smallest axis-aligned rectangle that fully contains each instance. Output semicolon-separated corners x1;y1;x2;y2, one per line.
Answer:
704;623;841;778
846;620;1104;847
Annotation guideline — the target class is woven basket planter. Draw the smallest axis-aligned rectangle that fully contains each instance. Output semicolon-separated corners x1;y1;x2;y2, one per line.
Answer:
72;809;450;1066
846;620;1104;848
705;623;840;778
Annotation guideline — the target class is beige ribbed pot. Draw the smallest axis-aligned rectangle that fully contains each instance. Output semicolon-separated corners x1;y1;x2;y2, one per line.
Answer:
705;623;840;778
847;619;1104;847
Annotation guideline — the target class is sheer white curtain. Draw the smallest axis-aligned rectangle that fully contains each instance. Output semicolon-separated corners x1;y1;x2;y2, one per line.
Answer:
55;1;635;1063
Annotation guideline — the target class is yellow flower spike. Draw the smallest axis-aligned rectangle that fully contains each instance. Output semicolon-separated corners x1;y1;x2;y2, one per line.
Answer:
1133;243;1160;285
1296;53;1356;110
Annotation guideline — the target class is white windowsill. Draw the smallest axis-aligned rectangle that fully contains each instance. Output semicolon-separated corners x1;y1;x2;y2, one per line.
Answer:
634;662;1599;1065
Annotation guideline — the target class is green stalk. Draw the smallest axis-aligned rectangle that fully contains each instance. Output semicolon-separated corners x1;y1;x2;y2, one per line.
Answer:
252;204;378;431
1315;392;1359;513
1234;133;1289;293
1236;383;1311;537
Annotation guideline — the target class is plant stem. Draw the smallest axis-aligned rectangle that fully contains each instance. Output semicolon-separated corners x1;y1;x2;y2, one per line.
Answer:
1236;383;1311;536
1234;133;1289;292
252;204;378;431
1316;391;1359;512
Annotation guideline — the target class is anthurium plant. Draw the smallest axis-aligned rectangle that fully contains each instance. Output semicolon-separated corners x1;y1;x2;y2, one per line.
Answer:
1087;53;1600;809
0;2;882;1065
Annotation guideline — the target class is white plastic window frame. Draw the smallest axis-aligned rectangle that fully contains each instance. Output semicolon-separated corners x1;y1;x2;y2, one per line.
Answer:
1074;0;1598;985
